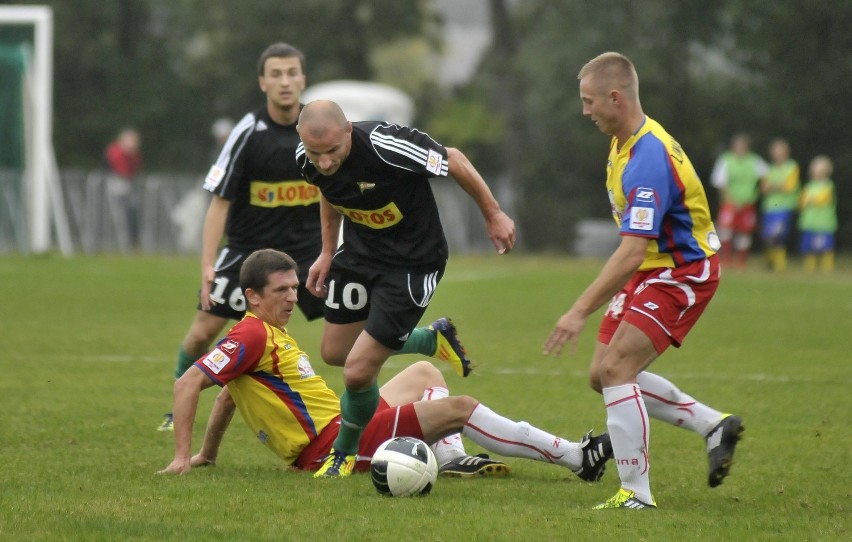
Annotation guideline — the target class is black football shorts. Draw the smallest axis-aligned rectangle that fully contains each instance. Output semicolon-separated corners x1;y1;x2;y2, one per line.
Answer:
323;250;446;350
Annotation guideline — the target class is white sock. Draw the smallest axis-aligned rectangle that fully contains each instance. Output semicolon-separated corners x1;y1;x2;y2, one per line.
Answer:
462;403;581;469
603;383;652;503
421;387;467;465
637;372;723;437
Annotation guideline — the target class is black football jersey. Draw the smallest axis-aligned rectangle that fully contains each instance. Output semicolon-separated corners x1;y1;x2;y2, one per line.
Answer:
296;121;450;270
203;107;321;261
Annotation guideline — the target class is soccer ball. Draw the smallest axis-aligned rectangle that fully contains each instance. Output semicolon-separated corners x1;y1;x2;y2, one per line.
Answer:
370;436;438;497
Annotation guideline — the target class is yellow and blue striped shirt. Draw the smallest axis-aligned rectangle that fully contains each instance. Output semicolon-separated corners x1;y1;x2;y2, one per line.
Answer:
605;116;720;270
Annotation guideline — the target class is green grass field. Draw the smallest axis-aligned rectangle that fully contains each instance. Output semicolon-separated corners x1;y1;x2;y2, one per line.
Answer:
0;253;849;541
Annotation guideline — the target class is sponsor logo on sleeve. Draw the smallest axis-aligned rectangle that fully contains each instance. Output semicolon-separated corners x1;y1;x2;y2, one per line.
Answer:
426;149;443;175
629;206;654;231
201;348;231;374
205;165;225;186
635;187;655;202
296;355;316;379
219;339;239;354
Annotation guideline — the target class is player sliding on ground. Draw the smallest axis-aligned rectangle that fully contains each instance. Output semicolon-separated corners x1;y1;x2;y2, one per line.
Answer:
159;249;612;481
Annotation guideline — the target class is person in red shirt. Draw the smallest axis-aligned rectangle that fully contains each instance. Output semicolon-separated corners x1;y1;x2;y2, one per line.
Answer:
104;127;142;251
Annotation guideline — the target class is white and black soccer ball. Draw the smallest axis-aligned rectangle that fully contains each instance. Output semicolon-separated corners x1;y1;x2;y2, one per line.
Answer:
370;436;438;497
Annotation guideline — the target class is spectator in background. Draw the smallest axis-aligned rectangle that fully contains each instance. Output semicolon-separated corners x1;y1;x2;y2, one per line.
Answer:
209;117;234;161
760;138;800;272
170;118;236;254
798;155;837;273
104;127;142;252
710;133;767;268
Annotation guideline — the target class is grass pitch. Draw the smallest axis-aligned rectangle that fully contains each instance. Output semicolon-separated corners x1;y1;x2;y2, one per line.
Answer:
0;253;849;541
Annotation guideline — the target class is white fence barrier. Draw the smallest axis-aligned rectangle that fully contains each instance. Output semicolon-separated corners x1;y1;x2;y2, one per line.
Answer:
1;170;493;256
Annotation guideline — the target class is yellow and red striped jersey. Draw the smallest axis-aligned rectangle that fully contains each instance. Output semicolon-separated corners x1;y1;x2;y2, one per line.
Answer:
195;312;340;465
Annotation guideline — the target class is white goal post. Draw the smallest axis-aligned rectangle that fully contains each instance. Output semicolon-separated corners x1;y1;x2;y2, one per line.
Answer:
0;5;71;254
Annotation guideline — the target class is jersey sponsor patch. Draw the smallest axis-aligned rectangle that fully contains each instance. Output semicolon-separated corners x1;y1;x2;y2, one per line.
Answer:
296;355;316;379
219;339;239;354
249;180;321;208
206;165;225;186
331;201;403;229
426;149;443;175
635;187;656;202
201;348;231;374
629;206;654;231
707;231;721;251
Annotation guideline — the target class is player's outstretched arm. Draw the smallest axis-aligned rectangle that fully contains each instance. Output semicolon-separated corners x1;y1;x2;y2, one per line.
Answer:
306;196;341;297
191;387;237;467
543;235;648;356
446;147;516;254
158;367;215;475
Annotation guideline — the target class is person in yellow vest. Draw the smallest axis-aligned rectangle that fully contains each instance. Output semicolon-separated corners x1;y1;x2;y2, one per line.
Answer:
798;156;837;273
710;133;768;268
760;138;800;272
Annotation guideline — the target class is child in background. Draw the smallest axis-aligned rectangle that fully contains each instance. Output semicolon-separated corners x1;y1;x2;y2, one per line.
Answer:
798;155;837;272
760;138;799;272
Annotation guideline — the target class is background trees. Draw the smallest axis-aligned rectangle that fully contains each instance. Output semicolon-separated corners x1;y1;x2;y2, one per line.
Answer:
2;0;849;250
487;0;852;248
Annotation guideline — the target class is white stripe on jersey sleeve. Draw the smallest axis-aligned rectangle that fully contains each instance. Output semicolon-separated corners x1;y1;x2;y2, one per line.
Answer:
372;131;428;163
369;126;449;176
203;112;256;192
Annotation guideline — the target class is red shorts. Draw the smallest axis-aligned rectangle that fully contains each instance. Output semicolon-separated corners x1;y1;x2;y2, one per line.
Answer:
292;398;424;472
597;255;720;354
717;202;756;234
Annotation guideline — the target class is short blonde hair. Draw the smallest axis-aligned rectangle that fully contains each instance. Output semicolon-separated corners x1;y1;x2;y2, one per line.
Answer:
577;52;639;98
809;155;834;178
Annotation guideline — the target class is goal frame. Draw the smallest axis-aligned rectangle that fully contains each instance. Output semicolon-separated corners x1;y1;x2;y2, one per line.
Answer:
0;5;71;254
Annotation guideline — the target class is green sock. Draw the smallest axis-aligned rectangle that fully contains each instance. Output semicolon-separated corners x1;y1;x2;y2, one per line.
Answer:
393;326;436;356
174;346;197;379
332;384;380;454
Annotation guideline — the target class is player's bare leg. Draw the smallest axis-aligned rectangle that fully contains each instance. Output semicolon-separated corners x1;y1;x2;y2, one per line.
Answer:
319;320;365;366
321;318;472;377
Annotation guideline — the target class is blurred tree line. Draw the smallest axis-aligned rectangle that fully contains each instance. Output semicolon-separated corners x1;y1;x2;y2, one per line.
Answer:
1;0;850;250
478;0;852;250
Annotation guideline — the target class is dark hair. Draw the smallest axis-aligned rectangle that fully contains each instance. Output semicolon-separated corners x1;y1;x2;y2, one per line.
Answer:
257;42;306;76
240;249;299;295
